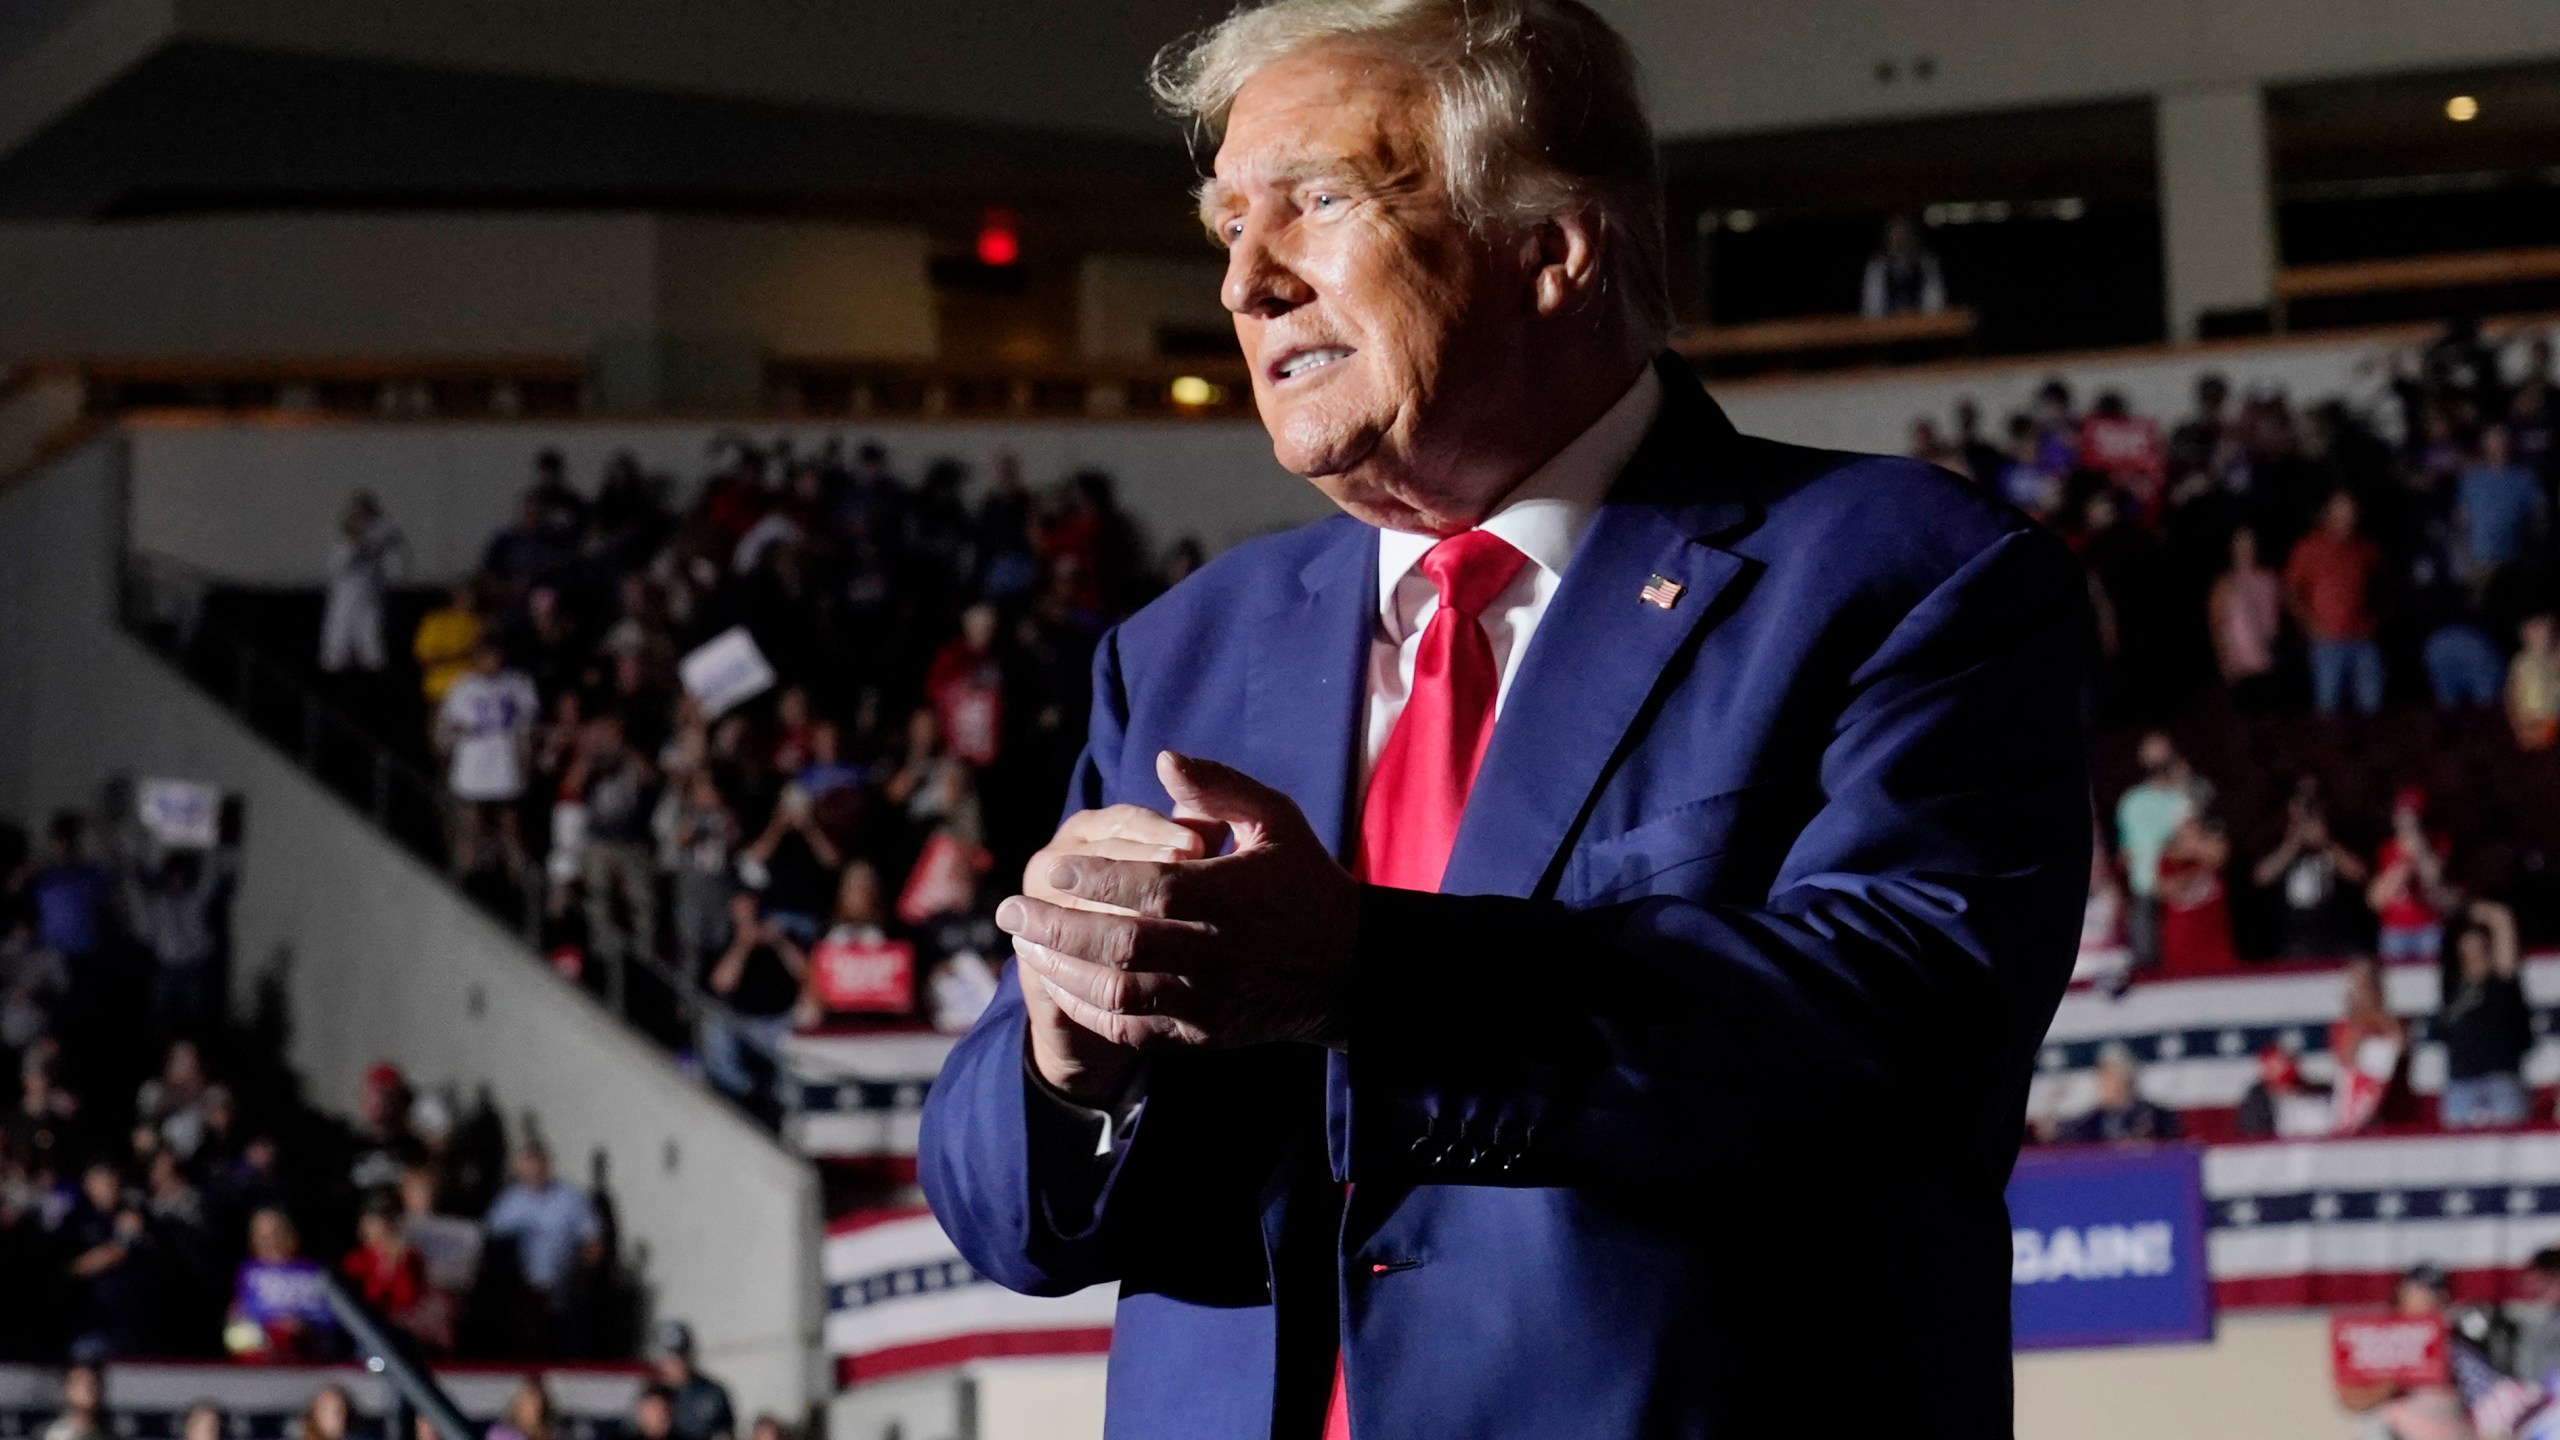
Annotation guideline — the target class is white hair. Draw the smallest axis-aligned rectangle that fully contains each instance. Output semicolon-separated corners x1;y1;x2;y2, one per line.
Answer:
1151;0;1674;351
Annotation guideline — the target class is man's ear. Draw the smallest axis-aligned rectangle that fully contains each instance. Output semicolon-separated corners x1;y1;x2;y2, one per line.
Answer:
1527;209;1606;318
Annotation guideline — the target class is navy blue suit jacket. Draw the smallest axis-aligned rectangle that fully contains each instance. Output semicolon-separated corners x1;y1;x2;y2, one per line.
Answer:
920;357;2093;1438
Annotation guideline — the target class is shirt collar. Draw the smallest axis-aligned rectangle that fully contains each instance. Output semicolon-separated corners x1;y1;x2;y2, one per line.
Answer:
1376;365;1662;621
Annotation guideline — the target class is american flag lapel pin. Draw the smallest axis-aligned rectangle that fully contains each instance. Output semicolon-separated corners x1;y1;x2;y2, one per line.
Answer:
1639;574;1685;610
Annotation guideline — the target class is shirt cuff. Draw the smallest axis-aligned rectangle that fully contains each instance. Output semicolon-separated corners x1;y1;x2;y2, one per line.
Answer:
1022;1052;1148;1160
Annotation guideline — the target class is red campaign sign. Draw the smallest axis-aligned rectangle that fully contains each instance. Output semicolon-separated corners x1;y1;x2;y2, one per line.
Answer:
812;936;916;1014
2331;1314;2448;1389
898;832;989;927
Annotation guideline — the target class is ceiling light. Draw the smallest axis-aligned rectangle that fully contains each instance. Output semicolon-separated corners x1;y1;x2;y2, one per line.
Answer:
2446;95;2480;122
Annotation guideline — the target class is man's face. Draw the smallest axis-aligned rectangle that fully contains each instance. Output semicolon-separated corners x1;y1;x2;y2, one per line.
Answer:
1208;46;1540;534
2095;1059;2133;1109
2137;734;2175;776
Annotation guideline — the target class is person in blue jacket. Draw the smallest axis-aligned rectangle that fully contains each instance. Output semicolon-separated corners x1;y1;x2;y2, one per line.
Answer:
921;2;2094;1435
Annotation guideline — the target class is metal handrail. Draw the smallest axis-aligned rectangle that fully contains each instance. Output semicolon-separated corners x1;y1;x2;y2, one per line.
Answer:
118;547;803;1131
320;1270;481;1440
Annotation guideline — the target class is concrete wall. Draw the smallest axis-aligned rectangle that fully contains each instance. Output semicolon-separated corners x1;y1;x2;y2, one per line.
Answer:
826;1360;1105;1440
0;437;823;1418
0;213;657;361
1709;324;2419;458
1076;254;1231;361
2016;1311;2346;1440
117;321;2469;588
820;1313;2350;1439
2157;86;2279;341
658;219;937;361
0;212;933;369
124;414;1328;586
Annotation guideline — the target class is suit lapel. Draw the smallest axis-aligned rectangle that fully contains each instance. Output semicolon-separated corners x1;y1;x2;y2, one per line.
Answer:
1246;518;1377;864
1238;520;1377;1205
1439;364;1761;900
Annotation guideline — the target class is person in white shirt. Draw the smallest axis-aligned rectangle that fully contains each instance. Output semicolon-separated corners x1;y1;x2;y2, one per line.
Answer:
435;641;538;876
319;491;409;674
1860;213;1947;318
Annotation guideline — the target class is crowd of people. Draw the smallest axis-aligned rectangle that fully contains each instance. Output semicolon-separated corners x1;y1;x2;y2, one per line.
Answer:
1904;319;2560;1147
293;317;2560;1137
1909;318;2558;726
2056;728;2541;1145
2343;1258;2560;1438
0;805;645;1363
315;441;1197;1117
26;1322;766;1440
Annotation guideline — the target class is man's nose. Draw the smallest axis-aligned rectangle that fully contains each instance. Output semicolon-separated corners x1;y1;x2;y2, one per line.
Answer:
1222;221;1312;319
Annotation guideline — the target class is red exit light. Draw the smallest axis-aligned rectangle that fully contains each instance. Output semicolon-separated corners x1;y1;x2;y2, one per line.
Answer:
976;208;1020;267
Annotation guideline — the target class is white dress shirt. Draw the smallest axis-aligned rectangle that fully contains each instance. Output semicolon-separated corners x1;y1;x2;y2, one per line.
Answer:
1361;365;1663;785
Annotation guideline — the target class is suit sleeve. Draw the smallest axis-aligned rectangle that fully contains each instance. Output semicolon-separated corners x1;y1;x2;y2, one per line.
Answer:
917;625;1143;1296
1343;526;2094;1189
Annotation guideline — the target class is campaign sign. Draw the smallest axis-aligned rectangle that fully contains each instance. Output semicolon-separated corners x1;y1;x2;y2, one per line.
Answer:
2008;1144;2214;1350
2331;1314;2448;1389
137;778;222;848
812;936;916;1014
679;626;777;718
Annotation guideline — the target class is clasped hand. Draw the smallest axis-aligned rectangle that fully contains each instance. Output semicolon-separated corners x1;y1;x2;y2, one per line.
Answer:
1000;751;1358;1097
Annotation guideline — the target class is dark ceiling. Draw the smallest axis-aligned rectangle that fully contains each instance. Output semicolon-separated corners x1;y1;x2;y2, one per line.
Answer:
2267;57;2560;187
4;26;2557;259
1661;100;2159;218
0;41;1211;253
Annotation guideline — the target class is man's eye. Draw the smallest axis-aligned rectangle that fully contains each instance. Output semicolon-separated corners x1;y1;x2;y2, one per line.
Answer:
1310;193;1337;210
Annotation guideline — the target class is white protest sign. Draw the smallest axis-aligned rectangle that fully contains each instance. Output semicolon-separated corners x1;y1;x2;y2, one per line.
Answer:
679;625;777;718
138;778;222;848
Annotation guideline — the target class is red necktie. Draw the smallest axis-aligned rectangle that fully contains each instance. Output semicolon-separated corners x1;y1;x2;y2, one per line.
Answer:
1326;528;1528;1439
1356;529;1530;892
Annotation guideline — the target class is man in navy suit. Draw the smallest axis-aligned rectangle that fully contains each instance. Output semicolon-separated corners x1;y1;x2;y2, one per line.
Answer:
920;2;2093;1435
